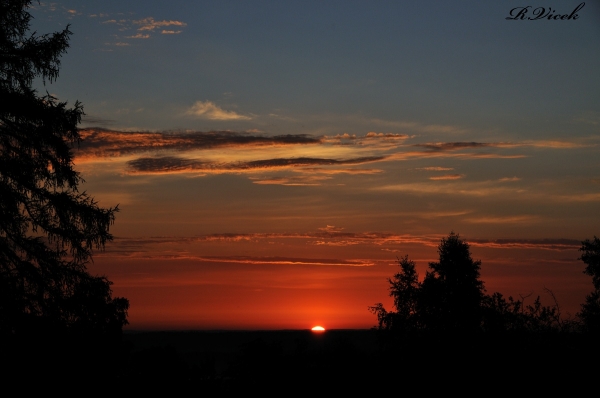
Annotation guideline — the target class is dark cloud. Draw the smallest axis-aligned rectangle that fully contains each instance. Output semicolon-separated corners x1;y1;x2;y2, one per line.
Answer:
80;116;116;127
77;129;321;159
127;156;209;173
414;142;493;151
233;156;386;169
126;155;386;174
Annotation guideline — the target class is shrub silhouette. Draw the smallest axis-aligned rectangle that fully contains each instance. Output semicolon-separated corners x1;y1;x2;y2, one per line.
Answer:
370;255;419;331
579;236;600;332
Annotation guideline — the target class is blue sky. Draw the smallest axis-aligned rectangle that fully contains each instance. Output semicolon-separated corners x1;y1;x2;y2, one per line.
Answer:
32;1;600;136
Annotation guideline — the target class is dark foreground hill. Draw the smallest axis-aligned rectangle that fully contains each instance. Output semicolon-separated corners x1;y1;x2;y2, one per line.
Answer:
0;330;600;396
2;329;598;393
117;329;598;393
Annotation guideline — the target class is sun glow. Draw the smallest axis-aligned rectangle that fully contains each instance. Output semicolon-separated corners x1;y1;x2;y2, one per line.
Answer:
311;326;325;332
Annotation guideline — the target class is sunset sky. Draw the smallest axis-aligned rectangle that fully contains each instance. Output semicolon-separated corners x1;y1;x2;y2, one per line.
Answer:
30;1;600;329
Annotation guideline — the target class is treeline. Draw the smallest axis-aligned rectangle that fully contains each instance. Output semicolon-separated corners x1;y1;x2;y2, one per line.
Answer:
370;232;600;334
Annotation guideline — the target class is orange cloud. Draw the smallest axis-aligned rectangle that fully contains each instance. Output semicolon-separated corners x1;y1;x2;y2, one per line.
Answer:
250;175;332;186
387;148;527;161
417;166;454;171
557;193;600;202
126;33;150;39
375;182;520;197
186;101;251;120
408;140;587;156
134;17;187;31
74;130;591;191
522;140;589;149
469;238;581;250
291;168;383;175
321;132;410;148
318;225;345;232
464;215;539;224
429;174;464;180
365;132;410;138
190;256;374;267
499;177;521;182
101;232;445;253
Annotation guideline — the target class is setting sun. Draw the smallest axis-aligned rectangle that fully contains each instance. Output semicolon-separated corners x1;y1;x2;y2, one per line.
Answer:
311;326;325;332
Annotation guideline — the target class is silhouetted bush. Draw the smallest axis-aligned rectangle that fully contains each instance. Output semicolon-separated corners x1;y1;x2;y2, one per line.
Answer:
579;236;600;332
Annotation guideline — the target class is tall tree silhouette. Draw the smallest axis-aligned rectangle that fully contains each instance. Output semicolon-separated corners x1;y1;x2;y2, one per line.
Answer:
0;0;128;336
419;232;484;332
371;232;485;333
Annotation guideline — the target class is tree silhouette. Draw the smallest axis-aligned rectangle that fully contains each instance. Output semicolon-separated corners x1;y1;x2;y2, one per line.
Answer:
370;255;419;331
419;232;484;332
578;236;600;332
371;232;485;333
371;232;579;335
0;0;128;336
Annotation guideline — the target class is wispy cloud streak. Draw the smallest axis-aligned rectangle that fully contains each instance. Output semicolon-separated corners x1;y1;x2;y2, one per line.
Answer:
417;167;455;171
249;175;332;186
192;256;374;267
133;17;187;32
100;230;583;256
429;174;464;181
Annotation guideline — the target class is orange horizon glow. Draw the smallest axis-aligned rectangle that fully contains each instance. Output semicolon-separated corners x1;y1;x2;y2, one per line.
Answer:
90;234;592;331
